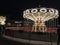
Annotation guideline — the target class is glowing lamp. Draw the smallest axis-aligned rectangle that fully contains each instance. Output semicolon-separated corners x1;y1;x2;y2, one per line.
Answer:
0;16;6;25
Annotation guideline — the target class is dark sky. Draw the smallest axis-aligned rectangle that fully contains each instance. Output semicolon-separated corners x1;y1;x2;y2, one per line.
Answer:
0;0;60;20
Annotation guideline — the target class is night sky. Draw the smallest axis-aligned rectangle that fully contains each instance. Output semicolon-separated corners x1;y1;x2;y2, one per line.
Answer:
0;0;60;21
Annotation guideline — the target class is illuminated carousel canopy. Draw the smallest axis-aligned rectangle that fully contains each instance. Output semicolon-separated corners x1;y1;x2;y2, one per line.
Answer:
23;8;59;22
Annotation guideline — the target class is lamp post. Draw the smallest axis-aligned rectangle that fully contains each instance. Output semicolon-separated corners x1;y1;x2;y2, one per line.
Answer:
0;16;6;38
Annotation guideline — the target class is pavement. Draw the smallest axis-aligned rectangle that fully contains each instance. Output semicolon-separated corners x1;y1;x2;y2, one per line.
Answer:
2;35;57;45
0;29;59;45
0;37;30;45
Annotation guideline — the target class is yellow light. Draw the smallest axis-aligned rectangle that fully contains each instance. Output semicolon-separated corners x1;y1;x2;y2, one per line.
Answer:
1;22;5;25
0;16;6;25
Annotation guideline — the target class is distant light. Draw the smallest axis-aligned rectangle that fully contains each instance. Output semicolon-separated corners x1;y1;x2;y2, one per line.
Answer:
15;21;22;23
1;22;5;25
0;16;6;25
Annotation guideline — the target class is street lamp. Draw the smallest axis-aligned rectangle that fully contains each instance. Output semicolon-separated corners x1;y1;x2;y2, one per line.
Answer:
0;16;6;38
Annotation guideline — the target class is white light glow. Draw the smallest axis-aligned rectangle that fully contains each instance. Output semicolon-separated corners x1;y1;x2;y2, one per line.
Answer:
40;8;47;13
31;9;37;13
0;16;6;25
1;22;5;25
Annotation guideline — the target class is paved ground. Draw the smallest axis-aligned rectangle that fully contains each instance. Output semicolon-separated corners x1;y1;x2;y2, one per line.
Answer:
0;30;59;45
0;37;30;45
3;35;57;45
5;30;57;42
0;34;59;45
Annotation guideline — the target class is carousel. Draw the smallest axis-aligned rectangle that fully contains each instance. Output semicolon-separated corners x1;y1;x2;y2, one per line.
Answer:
23;8;59;32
